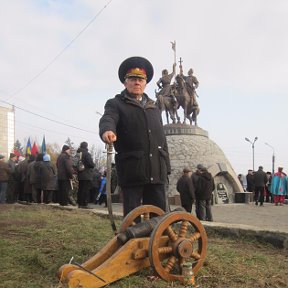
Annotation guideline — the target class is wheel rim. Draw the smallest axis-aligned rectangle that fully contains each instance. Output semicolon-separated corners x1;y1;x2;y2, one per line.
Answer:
149;211;207;283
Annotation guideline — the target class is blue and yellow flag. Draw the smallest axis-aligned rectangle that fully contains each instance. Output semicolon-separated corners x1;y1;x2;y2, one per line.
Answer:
26;137;32;155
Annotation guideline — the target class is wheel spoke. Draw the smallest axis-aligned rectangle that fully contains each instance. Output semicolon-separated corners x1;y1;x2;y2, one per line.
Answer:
166;225;178;242
189;232;201;242
164;256;176;272
178;220;189;238
158;246;173;254
190;250;201;260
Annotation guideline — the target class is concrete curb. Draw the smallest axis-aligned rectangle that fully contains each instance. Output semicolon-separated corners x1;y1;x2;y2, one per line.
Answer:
202;222;288;249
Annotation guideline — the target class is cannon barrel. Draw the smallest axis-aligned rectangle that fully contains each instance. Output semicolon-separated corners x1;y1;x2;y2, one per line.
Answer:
117;215;166;244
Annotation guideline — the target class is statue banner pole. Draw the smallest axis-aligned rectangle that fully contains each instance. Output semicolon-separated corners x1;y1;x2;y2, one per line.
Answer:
171;40;176;74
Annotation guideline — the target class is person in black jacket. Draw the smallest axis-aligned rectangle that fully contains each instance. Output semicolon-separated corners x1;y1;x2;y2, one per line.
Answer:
56;145;73;206
194;165;215;221
99;56;171;216
176;167;195;213
246;169;255;193
76;142;95;208
253;166;268;206
30;153;43;203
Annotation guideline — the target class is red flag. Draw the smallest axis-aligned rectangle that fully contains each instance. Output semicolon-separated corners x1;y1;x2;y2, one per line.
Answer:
31;142;38;156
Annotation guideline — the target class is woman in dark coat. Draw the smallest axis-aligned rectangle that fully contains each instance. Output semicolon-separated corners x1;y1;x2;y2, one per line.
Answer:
41;154;56;204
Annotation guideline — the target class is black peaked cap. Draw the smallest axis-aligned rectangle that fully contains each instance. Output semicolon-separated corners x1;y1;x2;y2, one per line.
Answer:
118;56;154;84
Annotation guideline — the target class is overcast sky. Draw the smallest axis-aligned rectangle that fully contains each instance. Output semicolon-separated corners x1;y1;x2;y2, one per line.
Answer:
0;0;287;174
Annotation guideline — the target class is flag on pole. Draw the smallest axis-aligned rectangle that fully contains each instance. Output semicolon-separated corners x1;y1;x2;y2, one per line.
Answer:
41;135;46;154
26;137;32;155
31;142;38;156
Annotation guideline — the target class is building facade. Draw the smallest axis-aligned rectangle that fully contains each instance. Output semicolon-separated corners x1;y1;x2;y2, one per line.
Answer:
0;105;15;157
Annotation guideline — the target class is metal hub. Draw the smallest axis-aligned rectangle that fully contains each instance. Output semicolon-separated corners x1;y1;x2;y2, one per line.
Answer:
177;239;193;258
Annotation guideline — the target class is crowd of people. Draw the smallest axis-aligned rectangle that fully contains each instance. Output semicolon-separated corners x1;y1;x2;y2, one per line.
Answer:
245;166;288;206
0;142;116;209
177;164;215;221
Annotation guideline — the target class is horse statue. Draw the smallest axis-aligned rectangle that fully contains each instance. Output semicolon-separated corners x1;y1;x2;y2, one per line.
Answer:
155;90;180;125
172;75;200;125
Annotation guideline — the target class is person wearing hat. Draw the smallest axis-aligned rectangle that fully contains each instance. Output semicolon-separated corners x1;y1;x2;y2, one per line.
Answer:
41;154;57;204
176;168;195;213
253;166;268;206
270;167;288;206
76;142;95;209
99;56;171;216
0;155;12;203
56;145;74;206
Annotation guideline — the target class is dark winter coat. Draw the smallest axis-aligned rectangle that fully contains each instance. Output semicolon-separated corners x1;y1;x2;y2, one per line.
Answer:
7;159;16;181
41;162;57;190
76;147;95;181
195;170;215;200
99;90;171;187
246;174;255;192
0;161;11;182
16;159;29;182
253;169;268;187
176;174;195;203
29;161;42;189
56;152;73;180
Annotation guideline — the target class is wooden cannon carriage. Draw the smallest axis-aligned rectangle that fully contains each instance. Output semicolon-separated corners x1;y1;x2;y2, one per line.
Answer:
58;205;207;287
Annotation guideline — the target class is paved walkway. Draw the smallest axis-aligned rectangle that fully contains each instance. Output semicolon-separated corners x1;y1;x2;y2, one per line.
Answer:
85;202;288;234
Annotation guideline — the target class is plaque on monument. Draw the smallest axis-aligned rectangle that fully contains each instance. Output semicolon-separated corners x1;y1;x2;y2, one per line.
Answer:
215;183;229;204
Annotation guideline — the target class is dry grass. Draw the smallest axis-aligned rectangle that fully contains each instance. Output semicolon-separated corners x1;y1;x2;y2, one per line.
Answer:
0;204;287;288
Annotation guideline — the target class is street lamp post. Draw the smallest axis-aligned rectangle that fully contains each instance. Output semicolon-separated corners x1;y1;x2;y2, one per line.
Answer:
245;137;258;171
265;142;275;174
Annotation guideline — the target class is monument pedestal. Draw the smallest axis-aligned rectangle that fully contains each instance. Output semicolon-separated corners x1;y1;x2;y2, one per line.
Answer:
163;124;243;203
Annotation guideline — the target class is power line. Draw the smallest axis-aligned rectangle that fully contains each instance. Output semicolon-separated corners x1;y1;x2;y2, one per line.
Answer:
0;99;97;134
6;0;113;100
16;120;98;141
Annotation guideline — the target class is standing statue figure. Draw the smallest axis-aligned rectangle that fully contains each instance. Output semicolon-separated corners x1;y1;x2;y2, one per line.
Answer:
173;60;200;125
156;63;176;97
181;68;199;107
155;63;180;124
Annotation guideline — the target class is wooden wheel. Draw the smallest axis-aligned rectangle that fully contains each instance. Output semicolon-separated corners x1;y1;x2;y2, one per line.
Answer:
149;211;207;283
120;205;165;232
